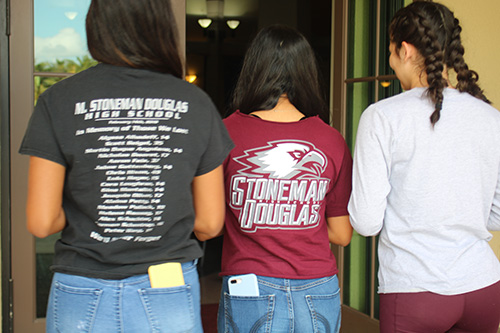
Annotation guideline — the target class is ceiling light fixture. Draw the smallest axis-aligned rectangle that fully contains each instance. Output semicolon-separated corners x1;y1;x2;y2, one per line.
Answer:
198;18;212;29
226;20;240;30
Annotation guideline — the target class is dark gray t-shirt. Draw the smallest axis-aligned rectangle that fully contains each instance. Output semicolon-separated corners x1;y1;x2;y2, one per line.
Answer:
20;63;233;279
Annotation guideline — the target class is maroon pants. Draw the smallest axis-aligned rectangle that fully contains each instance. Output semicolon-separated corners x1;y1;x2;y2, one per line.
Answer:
379;281;500;333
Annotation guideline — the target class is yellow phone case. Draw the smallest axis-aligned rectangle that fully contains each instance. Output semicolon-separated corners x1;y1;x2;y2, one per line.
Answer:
148;262;185;288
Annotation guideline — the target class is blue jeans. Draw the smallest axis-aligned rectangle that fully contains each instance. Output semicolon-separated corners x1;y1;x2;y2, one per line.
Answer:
218;274;341;333
46;260;202;333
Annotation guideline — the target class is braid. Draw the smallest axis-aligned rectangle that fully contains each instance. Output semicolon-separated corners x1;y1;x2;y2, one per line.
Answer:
446;18;490;104
414;13;447;125
390;1;490;127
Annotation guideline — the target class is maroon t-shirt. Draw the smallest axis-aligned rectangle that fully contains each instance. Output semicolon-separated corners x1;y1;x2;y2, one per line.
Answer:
220;111;352;279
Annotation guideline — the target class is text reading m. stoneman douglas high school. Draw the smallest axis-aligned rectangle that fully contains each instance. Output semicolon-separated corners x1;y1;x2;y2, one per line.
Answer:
74;97;189;121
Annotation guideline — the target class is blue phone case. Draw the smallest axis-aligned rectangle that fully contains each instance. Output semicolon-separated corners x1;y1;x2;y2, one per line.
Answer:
228;273;259;296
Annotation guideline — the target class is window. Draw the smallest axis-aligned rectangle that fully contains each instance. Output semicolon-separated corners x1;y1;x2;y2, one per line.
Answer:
33;0;94;317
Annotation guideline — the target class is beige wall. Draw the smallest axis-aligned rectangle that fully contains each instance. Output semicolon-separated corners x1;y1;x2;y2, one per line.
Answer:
440;0;500;106
440;0;500;258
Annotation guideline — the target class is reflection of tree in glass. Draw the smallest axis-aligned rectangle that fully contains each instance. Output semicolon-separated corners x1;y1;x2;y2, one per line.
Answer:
34;55;98;101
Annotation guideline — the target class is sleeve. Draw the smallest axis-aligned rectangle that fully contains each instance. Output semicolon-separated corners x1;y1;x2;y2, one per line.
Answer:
488;164;500;230
325;139;352;217
347;105;393;236
18;95;67;167
195;106;235;176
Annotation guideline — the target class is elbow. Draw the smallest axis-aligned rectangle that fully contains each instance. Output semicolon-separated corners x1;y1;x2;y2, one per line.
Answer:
30;230;52;239
327;215;354;247
193;220;224;241
348;201;385;237
27;221;53;238
335;236;352;247
349;215;382;237
194;230;218;242
194;232;209;242
352;225;382;237
330;231;353;247
26;206;65;238
331;238;351;247
26;213;64;238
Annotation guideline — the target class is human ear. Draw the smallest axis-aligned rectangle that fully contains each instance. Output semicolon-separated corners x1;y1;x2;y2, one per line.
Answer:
400;41;415;62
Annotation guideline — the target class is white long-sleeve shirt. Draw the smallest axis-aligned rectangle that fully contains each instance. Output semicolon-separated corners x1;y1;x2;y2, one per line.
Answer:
348;87;500;295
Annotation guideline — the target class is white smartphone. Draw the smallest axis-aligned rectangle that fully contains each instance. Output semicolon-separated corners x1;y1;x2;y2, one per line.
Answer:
228;273;259;296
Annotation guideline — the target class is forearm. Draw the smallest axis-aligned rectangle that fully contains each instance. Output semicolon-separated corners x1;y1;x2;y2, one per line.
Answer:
348;105;392;237
193;212;225;241
26;156;67;238
192;165;225;241
327;215;353;246
348;198;385;237
28;208;66;238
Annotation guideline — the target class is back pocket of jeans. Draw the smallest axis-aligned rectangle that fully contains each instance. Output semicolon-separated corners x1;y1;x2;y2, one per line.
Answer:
52;281;102;332
223;292;275;333
306;292;341;333
139;284;195;333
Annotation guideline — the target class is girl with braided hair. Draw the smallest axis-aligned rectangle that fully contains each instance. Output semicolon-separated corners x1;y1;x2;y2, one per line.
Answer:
348;1;500;332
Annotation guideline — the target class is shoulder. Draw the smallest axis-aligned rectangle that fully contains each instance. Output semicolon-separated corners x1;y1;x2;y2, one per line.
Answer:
359;88;432;130
223;111;240;123
372;88;429;114
300;118;350;158
223;111;251;129
308;117;345;140
447;89;500;116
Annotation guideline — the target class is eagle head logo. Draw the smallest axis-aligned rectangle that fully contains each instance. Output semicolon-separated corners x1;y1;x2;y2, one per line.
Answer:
234;140;327;180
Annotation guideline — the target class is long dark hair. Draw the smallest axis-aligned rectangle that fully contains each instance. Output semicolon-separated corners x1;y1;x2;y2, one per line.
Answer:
229;25;329;123
389;1;489;125
86;0;183;78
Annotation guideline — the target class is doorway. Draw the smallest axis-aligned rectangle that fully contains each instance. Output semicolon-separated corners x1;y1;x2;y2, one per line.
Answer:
8;0;335;331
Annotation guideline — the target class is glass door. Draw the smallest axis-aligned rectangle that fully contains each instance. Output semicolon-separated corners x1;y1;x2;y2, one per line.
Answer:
33;0;94;318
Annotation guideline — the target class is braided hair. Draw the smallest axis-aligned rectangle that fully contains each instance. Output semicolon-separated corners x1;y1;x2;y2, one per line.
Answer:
389;1;489;126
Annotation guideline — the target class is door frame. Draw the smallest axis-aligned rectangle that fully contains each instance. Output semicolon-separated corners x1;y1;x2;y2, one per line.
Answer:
1;0;12;331
334;0;380;331
10;0;39;330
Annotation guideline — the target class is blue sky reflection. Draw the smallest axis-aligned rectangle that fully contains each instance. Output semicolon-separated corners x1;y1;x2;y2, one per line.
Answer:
34;0;91;63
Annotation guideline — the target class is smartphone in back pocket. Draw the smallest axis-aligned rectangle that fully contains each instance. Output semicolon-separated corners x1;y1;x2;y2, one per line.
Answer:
148;262;185;288
228;273;259;296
